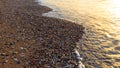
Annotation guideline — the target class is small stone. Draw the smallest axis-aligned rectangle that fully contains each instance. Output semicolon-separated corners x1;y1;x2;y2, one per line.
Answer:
65;64;74;68
112;40;119;45
19;53;25;57
40;37;43;41
20;47;24;50
46;65;51;68
20;47;27;51
1;53;8;56
78;61;85;68
13;58;20;64
4;60;8;63
65;65;71;68
13;51;18;55
11;46;15;49
1;53;5;56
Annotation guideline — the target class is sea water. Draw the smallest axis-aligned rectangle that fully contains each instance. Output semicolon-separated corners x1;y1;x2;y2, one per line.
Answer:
38;0;120;66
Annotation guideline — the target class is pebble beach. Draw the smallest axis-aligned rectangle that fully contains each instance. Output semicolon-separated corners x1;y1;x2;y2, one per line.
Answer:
0;0;84;68
1;0;120;68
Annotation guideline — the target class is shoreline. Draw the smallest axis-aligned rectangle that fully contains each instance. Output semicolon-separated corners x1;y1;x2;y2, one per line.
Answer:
0;0;117;67
0;0;84;68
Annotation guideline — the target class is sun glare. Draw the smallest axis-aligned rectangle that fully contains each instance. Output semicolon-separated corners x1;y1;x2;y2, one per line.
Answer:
108;0;120;18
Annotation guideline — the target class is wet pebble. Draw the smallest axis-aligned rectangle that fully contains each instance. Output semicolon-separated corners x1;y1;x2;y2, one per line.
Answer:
19;53;25;57
112;40;119;45
13;58;20;64
20;47;27;51
1;53;8;56
65;64;75;68
78;61;85;68
12;51;18;55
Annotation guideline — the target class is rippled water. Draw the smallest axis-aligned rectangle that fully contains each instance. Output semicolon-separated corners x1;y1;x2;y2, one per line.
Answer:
38;0;120;66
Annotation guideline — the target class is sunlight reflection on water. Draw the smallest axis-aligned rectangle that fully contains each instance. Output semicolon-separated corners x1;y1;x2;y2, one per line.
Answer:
38;0;120;67
39;0;120;41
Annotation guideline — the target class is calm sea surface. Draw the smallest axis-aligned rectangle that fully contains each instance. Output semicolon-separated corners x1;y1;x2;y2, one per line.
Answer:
38;0;120;66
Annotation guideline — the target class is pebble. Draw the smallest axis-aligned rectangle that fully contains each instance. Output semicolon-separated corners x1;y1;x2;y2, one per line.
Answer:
78;61;85;68
65;64;74;68
20;47;24;50
13;58;20;64
20;47;27;51
4;60;8;63
112;40;119;45
19;53;25;57
13;51;18;55
73;49;82;61
1;53;8;56
46;65;51;68
73;49;85;68
11;46;15;49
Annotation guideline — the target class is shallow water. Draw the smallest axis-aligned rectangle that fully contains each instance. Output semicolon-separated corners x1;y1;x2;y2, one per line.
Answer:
38;0;120;67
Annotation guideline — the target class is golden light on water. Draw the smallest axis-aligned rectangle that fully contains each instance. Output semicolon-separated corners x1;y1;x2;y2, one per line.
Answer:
42;0;120;22
107;0;120;18
41;0;120;67
42;0;120;37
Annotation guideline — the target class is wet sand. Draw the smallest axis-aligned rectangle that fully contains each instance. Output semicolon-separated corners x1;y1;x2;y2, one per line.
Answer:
0;0;84;68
